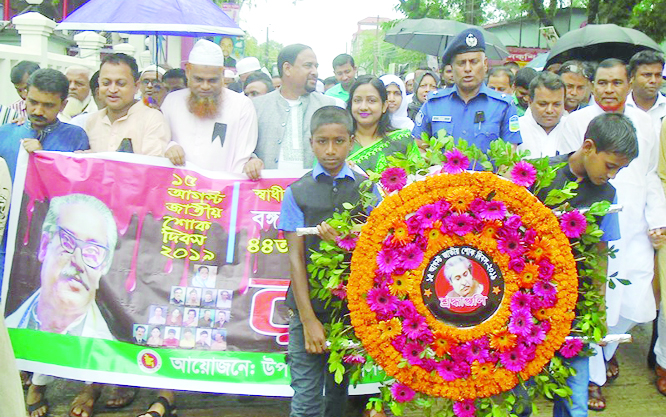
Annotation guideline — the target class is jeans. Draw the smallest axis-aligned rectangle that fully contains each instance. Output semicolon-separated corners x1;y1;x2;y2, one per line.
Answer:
553;355;589;417
288;310;349;417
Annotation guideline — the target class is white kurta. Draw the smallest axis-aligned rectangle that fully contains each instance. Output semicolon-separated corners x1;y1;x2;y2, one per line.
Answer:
161;88;258;173
625;92;666;141
559;102;666;325
517;108;567;158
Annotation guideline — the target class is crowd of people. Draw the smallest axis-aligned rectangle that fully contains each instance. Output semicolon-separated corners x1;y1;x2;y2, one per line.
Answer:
0;24;666;417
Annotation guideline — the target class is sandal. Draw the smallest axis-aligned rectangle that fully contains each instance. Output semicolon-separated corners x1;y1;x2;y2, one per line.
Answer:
69;384;102;417
27;384;49;417
606;354;619;382
587;383;606;412
105;386;138;409
137;396;177;417
21;371;33;390
656;365;666;396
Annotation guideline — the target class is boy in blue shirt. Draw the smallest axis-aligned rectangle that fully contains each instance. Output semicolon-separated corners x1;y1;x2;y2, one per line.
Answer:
280;105;368;417
533;112;637;417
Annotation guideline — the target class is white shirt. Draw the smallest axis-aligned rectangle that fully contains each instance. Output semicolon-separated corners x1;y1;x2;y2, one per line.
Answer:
161;88;258;173
625;91;666;141
517;108;567;158
559;102;666;325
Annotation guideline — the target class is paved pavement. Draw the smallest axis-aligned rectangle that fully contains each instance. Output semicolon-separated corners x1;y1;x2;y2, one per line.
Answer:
27;323;666;416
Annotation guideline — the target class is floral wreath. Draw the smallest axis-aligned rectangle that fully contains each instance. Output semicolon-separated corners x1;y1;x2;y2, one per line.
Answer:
311;135;615;416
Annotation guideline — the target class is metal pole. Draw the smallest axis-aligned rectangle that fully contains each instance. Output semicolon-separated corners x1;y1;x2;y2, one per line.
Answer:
62;0;69;19
374;15;379;75
265;27;269;69
3;0;10;21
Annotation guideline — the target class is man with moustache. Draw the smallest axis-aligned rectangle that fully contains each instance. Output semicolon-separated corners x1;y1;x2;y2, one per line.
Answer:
85;53;170;156
625;50;666;135
325;53;357;102
161;39;257;173
244;44;338;179
559;58;666;410
139;65;168;108
60;66;97;122
6;193;117;417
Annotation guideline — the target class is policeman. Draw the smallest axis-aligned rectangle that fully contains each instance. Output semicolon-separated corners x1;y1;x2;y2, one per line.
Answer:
412;28;522;153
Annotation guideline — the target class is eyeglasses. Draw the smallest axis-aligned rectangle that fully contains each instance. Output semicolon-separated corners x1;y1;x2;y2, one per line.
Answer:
57;226;109;269
141;79;163;89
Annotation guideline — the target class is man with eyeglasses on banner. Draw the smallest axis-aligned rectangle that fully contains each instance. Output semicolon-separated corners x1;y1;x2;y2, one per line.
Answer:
6;193;118;416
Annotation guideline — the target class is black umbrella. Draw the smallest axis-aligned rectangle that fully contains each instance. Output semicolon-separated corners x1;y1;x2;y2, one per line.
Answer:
384;18;509;61
545;24;662;66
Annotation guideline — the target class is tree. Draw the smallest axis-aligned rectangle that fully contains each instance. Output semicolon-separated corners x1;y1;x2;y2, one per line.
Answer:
353;29;427;75
244;34;283;71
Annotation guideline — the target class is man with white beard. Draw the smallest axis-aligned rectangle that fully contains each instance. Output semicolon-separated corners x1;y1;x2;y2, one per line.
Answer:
161;39;258;173
559;58;666;411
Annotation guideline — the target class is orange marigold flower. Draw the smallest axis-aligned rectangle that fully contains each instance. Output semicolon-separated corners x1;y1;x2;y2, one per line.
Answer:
445;187;475;212
377;318;402;340
489;329;517;352
392;223;411;245
528;236;553;261
521;263;540;287
432;333;455;357
481;221;502;239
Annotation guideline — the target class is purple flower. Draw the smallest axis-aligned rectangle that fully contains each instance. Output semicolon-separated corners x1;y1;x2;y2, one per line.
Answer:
511;292;534;313
391;334;407;352
498;232;527;258
390;382;416;403
415;203;440;228
470;198;487;216
538;259;556;280
448;345;469;363
422;358;438;372
511;161;537;187
480;200;507;221
524;228;537;245
508;310;534;337
455;361;471;379
399;243;425;270
402;315;429;340
406;214;425;235
533;280;557;307
508;257;526;273
504;214;523;230
398;300;418;319
377;249;400;274
559;338;584;358
336;234;358;251
403;341;425;365
446;213;476;236
380;167;407;192
443;149;470;174
367;286;400;316
343;354;366;364
331;284;347;300
437;359;458;381
462;338;492;363
453;399;476;417
500;345;528;372
560;210;587;238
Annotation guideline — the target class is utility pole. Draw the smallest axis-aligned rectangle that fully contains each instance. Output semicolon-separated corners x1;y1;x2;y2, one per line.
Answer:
374;15;379;75
264;26;270;69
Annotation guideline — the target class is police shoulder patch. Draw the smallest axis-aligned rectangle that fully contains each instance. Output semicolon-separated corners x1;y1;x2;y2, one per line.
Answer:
509;115;520;132
415;111;424;126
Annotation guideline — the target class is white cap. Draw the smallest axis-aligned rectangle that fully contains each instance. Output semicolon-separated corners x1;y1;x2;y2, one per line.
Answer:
223;69;237;79
141;64;166;76
189;39;225;67
405;72;415;82
236;57;261;75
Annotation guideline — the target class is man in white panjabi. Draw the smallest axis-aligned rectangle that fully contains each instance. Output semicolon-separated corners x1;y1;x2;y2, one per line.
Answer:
517;71;567;158
161;39;258;173
559;58;666;410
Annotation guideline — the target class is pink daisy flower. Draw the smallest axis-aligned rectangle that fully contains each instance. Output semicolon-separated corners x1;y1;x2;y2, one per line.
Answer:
497;232;527;258
453;399;476;417
367;286;399;316
525;322;547;344
479;200;507;221
560;338;584;358
331;284;347;299
402;315;429;340
391;334;407;352
399;243;424;270
380;167;407;192
500;345;528;372
403;341;425;366
503;214;523;230
390;382;416;403
336;234;358;251
462;338;492;363
422;358;437;372
538;259;556;280
511;161;537;187
469;198;487;216
510;292;534;313
524;228;537;245
406;214;425;235
376;249;400;274
415;203;440;228
533;280;557;305
398;300;418;318
443;149;470;174
508;310;534;337
455;361;471;379
446;213;476;236
560;210;587;238
437;359;458;381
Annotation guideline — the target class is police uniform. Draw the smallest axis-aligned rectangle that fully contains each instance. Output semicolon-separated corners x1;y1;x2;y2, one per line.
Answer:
411;28;522;153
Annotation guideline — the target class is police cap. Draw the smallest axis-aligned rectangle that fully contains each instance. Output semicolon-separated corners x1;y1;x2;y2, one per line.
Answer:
441;28;486;66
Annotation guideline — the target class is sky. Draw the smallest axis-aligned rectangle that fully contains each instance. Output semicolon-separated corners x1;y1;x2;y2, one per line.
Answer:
238;0;403;78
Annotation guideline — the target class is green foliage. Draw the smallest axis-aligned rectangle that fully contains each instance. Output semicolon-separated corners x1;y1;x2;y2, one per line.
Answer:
243;34;283;72
353;29;427;75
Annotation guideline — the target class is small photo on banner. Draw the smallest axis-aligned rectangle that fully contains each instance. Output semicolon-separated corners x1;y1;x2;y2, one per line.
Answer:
165;306;183;326
195;328;212;350
185;287;202;307
216;289;233;309
148;305;168;325
163;327;181;348
182;308;200;327
214;309;230;328
179;327;196;349
211;329;228;351
200;289;217;308
191;264;218;288
146;325;165;347
198;309;215;327
170;286;186;305
132;324;149;345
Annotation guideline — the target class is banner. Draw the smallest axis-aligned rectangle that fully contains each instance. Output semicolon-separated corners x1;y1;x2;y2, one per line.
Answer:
1;151;382;395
